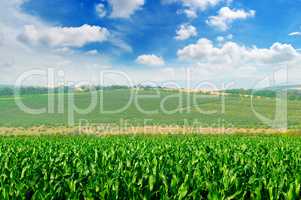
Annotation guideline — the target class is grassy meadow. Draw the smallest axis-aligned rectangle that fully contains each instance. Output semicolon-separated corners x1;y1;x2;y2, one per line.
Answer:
0;89;300;129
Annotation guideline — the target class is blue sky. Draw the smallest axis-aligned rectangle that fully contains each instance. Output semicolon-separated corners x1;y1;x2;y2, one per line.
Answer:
21;0;301;61
1;0;301;88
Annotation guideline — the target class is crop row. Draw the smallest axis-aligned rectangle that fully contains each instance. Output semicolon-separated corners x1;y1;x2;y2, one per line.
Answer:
0;135;300;199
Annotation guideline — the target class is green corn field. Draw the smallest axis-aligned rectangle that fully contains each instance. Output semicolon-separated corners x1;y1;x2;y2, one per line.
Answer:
0;135;301;199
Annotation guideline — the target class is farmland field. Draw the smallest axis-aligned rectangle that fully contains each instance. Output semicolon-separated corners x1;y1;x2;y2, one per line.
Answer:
3;0;301;199
1;135;301;199
0;89;301;199
0;89;300;129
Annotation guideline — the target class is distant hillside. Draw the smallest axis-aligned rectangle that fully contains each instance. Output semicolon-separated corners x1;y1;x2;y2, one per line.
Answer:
224;85;301;100
0;88;301;128
0;86;70;96
264;84;301;91
0;85;162;96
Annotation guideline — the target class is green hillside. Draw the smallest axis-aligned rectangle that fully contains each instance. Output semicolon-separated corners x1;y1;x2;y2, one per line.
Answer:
0;89;300;128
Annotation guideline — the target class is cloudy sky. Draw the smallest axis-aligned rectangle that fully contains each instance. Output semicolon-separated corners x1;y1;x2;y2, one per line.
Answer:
0;0;301;88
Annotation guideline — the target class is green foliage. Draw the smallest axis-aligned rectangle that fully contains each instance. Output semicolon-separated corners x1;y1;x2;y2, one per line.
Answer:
225;88;301;100
0;86;71;96
225;89;277;98
0;135;301;199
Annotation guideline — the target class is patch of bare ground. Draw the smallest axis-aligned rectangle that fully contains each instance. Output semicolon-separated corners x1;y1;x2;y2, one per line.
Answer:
0;125;299;136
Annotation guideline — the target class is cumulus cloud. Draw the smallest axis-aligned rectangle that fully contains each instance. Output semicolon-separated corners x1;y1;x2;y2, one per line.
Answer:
96;3;106;18
175;24;197;40
207;7;255;31
177;38;299;67
176;39;301;86
0;0;114;85
109;0;144;18
289;32;301;36
176;8;198;19
183;8;198;18
216;36;225;43
216;34;233;43
53;47;73;54
164;0;224;18
136;54;165;66
85;50;99;56
181;0;221;10
18;24;109;48
2;0;301;88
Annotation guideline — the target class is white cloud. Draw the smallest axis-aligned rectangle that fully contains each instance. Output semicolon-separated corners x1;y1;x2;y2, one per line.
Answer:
109;35;133;53
53;47;73;54
85;50;99;56
177;38;299;67
0;0;113;85
216;34;233;43
175;39;301;86
175;24;197;40
216;36;225;43
234;66;257;78
136;54;165;66
207;7;255;31
164;0;225;18
181;0;221;10
19;24;109;48
183;8;198;18
289;32;301;36
176;8;198;19
96;3;106;18
109;0;144;18
1;0;301;88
